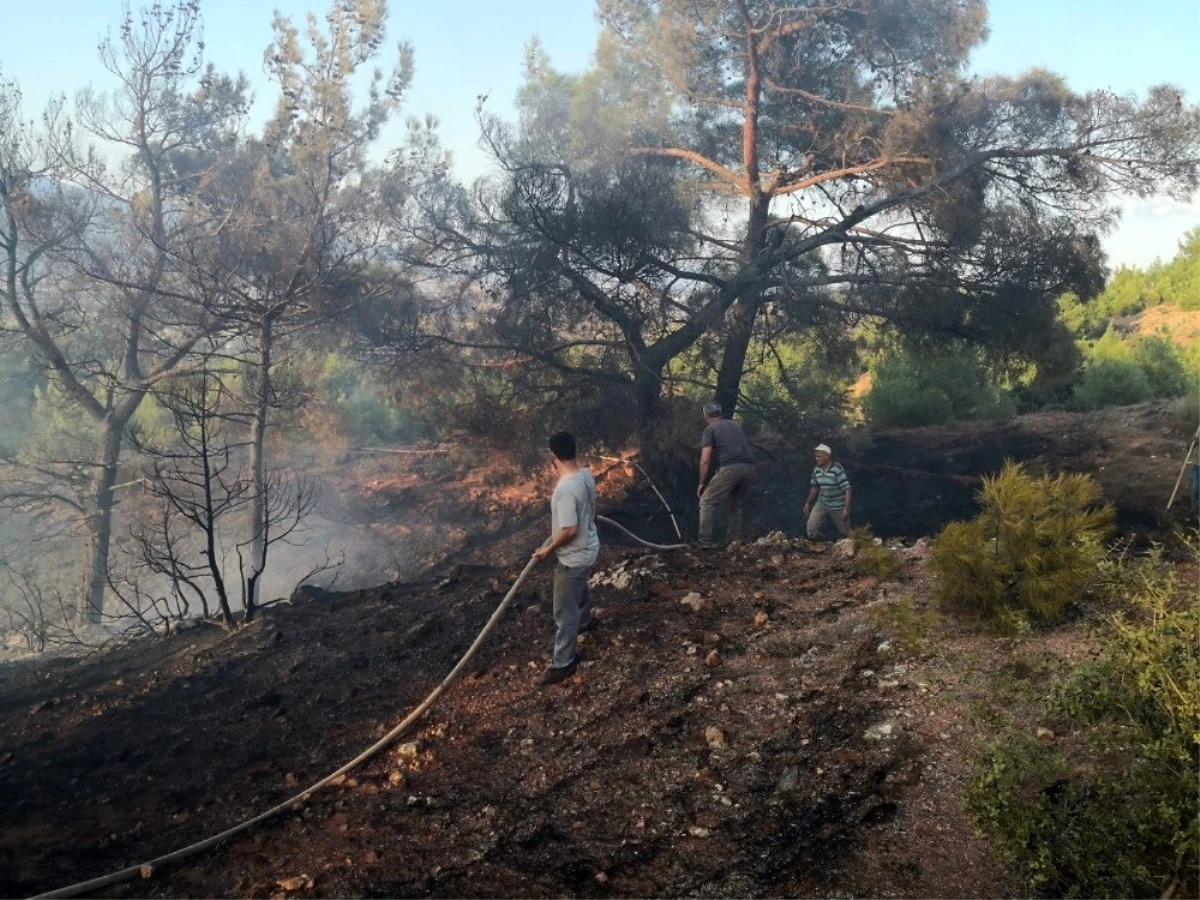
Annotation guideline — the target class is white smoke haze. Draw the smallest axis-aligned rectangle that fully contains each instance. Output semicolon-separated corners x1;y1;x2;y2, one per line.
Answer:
0;429;537;662
0;455;406;658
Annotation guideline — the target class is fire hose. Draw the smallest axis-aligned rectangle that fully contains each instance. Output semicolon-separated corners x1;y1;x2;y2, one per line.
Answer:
33;517;687;899
596;515;688;551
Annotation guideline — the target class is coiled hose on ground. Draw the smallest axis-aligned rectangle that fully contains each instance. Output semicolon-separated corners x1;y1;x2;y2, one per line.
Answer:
33;517;687;899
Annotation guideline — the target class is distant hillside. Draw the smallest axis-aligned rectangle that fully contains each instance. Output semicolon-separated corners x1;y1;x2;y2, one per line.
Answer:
1129;302;1200;348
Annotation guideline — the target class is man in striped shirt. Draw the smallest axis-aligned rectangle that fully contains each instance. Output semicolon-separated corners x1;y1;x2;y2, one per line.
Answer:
803;443;852;542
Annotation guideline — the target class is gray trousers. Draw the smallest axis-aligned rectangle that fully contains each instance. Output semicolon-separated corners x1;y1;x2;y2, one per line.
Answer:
699;462;755;546
551;562;593;669
807;502;850;540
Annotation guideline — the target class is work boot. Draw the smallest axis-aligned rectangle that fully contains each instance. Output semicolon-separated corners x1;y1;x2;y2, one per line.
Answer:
540;659;577;686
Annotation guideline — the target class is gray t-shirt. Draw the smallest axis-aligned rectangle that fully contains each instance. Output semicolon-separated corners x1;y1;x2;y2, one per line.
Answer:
550;468;600;568
701;417;755;468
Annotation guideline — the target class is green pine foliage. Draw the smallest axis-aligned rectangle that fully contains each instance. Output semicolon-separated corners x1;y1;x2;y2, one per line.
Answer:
1151;226;1200;311
1050;229;1198;412
738;339;854;439
1062;228;1200;329
1072;356;1154;410
1072;330;1189;410
1132;333;1190;399
931;462;1114;621
864;341;1015;428
849;526;904;581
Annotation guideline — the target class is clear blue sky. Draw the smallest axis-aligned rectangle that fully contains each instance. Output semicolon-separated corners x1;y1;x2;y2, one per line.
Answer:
1;0;1197;268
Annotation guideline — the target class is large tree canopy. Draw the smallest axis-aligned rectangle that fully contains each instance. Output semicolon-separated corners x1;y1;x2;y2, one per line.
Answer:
410;0;1199;446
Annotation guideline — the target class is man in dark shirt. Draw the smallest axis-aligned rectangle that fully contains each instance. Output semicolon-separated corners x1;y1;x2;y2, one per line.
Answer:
697;402;756;548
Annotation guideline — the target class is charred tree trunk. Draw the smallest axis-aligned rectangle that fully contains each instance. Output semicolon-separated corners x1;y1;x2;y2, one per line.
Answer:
633;364;663;460
197;381;236;629
633;346;698;537
246;315;275;619
715;197;769;416
714;296;760;416
78;417;125;624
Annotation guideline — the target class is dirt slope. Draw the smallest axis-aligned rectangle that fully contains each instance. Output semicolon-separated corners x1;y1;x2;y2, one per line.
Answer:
1;401;1196;898
3;534;1017;899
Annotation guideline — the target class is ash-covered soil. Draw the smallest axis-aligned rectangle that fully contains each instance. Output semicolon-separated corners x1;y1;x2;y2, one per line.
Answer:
312;398;1198;585
2;399;1195;898
1;533;1015;900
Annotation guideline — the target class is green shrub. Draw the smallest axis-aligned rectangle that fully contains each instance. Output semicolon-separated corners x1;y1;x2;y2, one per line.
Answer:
864;342;1015;428
1071;328;1188;410
1072;356;1154;410
312;349;434;444
849;526;904;581
967;735;1169;898
863;373;954;428
931;462;1114;621
930;518;1008;614
738;337;854;439
966;552;1199;898
1133;334;1189;399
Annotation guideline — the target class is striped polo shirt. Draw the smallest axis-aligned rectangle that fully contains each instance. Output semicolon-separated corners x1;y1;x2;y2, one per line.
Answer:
811;462;850;511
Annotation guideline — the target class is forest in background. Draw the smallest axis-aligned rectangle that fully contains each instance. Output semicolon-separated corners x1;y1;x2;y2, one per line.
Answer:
0;0;1197;641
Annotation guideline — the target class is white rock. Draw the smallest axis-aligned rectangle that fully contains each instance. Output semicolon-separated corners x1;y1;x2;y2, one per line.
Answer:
834;538;857;559
688;826;712;838
704;726;727;749
905;539;930;560
752;531;791;548
876;641;893;658
681;592;705;612
864;721;902;741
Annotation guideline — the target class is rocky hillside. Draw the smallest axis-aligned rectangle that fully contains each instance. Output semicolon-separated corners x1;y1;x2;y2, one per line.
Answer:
2;399;1196;898
1;529;1081;899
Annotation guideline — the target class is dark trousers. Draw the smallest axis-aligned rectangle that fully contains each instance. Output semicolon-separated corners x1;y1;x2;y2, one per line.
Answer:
698;462;755;546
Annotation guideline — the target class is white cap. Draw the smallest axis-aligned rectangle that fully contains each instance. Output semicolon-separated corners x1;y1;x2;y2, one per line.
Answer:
814;443;832;455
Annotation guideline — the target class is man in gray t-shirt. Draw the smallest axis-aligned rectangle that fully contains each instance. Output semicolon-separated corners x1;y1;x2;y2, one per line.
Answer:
697;402;756;548
533;431;599;686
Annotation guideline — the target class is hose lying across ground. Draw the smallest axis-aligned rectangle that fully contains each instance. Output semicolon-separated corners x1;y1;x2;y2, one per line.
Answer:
596;515;688;551
34;518;687;899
